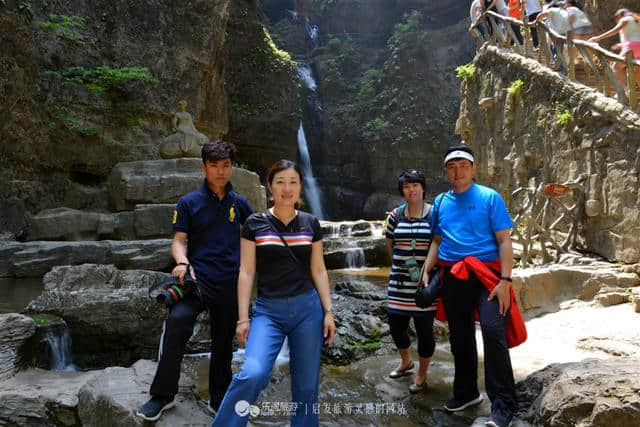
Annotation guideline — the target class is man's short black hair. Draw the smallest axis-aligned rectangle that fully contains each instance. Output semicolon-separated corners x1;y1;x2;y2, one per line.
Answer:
444;145;475;164
398;169;426;199
201;140;236;163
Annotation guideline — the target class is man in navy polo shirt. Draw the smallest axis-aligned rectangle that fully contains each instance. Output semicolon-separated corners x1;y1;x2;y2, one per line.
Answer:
137;140;253;421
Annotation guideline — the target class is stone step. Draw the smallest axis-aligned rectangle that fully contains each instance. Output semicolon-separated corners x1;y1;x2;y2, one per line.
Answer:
27;205;174;242
107;159;266;212
0;240;172;278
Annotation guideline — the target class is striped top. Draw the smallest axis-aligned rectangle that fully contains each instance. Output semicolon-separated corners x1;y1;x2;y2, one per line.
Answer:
242;211;322;298
385;203;436;315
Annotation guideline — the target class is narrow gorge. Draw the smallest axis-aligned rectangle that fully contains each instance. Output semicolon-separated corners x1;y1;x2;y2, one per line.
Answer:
1;0;640;426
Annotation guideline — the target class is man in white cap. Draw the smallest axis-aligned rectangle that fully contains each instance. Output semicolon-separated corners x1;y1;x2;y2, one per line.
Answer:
421;144;517;427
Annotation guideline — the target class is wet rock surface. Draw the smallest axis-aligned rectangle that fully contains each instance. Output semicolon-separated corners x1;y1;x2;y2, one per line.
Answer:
26;264;177;367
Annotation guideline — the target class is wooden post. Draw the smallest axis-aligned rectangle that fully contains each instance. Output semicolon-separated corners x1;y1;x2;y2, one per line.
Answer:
522;4;532;57
488;15;499;45
595;51;628;103
470;27;483;49
625;50;637;110
567;30;576;80
539;27;550;66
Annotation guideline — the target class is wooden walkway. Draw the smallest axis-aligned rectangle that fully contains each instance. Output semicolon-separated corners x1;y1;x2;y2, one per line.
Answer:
474;11;640;112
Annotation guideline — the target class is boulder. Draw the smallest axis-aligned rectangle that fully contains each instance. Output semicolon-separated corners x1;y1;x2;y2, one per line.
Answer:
26;265;174;367
77;359;212;427
0;314;36;382
133;204;174;239
324;275;448;365
0;240;172;278
0;368;97;426
350;220;373;237
595;291;629;307
633;290;640;313
108;160;266;212
27;208;135;241
517;358;640;426
0;358;211;427
512;264;640;315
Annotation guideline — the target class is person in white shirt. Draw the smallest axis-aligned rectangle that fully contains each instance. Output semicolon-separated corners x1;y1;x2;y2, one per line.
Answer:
589;8;640;92
470;0;486;37
564;0;592;39
482;0;509;38
534;1;568;36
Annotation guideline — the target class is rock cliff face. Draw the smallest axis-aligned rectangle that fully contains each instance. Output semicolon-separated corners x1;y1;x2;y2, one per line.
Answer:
265;0;475;219
0;0;296;238
0;0;231;235
456;44;640;263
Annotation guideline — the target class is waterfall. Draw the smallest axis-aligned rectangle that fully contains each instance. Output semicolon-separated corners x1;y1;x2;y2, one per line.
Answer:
297;64;317;91
42;328;76;371
275;337;290;367
345;247;366;269
306;21;319;49
297;123;326;219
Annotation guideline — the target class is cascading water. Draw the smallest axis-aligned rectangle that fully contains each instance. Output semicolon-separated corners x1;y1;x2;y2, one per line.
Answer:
306;21;319;49
296;61;327;219
42;328;76;371
345;247;366;269
297;122;326;219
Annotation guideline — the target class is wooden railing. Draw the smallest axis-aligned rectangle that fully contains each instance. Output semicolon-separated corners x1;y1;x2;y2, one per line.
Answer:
471;10;640;111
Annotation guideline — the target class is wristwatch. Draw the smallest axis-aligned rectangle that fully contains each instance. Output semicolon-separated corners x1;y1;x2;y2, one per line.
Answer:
500;276;513;282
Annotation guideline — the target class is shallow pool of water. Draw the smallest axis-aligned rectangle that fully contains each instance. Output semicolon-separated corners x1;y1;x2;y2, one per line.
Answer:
329;267;390;288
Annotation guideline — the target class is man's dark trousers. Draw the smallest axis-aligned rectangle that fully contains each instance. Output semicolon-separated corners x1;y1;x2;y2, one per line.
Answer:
150;284;238;410
442;268;517;424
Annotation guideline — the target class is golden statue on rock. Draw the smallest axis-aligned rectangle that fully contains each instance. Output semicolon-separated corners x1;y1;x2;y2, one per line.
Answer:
160;100;209;158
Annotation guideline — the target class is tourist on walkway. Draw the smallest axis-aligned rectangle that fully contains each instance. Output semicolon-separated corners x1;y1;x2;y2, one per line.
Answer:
524;0;543;47
470;0;486;38
508;0;524;45
534;1;568;36
421;145;526;427
213;159;335;427
137;141;253;421
565;1;593;40
589;8;640;90
482;0;509;37
385;169;436;394
534;1;568;60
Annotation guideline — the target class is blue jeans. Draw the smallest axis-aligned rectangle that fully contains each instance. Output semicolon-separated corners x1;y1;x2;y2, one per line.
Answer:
213;289;324;427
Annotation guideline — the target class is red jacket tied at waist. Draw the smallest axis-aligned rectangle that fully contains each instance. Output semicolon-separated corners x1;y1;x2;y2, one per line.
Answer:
436;256;527;348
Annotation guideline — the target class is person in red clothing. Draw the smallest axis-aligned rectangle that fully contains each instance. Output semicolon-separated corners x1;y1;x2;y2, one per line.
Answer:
421;145;517;427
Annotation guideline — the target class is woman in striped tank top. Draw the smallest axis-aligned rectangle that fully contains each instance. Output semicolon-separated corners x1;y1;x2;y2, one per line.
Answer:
385;169;437;393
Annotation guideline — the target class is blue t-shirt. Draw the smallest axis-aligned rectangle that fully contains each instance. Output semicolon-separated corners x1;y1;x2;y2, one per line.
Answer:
432;183;512;262
173;180;253;299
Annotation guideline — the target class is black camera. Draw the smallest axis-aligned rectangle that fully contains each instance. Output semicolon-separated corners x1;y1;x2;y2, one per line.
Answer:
148;276;198;308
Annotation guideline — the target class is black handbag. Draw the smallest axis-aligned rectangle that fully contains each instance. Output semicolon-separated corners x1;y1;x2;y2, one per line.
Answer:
414;265;442;308
413;193;445;308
